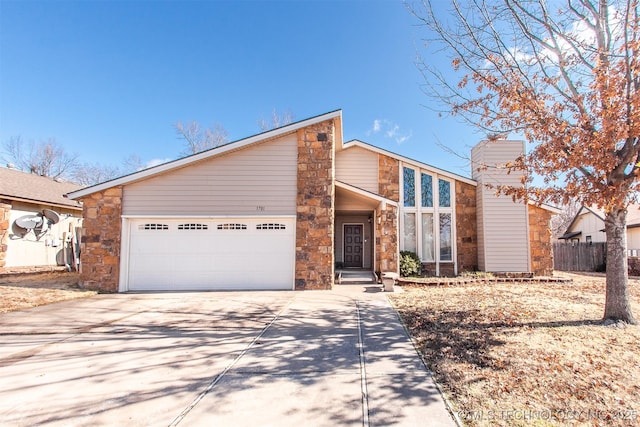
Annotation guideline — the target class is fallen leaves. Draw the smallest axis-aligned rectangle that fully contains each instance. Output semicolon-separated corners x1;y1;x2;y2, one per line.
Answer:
389;272;640;427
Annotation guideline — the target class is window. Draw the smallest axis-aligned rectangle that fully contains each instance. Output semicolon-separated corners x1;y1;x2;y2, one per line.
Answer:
586;235;592;244
421;173;433;207
178;223;208;230
256;223;286;230
421;213;434;262
439;213;452;261
217;223;247;230
401;164;455;264
438;179;451;207
403;167;415;207
403;213;416;252
139;223;168;230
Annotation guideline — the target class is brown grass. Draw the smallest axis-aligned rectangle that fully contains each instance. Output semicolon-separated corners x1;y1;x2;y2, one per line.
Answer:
389;272;640;427
0;272;97;313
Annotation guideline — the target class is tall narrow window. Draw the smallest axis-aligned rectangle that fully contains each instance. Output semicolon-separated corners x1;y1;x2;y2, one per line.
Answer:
403;212;416;252
403;167;415;207
421;213;434;262
438;179;451;207
421;173;433;207
439;213;452;261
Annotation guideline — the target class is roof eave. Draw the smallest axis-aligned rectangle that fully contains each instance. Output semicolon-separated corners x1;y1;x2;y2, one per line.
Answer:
341;139;477;186
335;180;398;206
67;109;343;200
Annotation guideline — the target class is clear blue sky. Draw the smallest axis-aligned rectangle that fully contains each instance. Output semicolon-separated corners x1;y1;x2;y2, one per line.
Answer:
0;0;485;178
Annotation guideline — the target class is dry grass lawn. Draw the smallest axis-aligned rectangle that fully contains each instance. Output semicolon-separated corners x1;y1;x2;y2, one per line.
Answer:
389;272;640;427
0;272;97;313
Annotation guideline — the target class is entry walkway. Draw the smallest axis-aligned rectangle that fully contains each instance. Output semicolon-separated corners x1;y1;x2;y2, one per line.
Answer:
0;286;456;426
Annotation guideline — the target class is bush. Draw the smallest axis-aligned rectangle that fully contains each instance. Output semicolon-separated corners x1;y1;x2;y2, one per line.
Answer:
400;251;422;277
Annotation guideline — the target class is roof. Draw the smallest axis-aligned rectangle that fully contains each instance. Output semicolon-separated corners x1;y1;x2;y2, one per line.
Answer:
341;139;478;186
558;231;582;240
68;109;343;200
564;204;640;235
0;166;82;210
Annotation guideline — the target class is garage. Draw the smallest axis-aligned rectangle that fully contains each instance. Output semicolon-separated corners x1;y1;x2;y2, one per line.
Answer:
123;217;295;291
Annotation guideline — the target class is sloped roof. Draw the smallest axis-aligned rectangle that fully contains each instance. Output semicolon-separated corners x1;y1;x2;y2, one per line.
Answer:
68;109;343;200
340;139;477;186
564;204;640;234
0;166;82;209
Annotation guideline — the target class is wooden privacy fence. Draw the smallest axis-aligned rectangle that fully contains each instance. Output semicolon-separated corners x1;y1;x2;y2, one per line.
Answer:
553;242;606;272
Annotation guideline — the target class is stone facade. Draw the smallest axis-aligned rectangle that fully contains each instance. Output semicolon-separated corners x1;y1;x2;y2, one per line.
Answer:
295;120;335;290
79;187;123;292
0;200;11;271
376;154;399;273
421;262;455;277
456;181;478;272
378;154;400;202
528;204;554;276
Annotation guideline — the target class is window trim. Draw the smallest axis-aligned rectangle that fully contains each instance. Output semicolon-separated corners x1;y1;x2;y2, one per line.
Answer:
400;163;457;271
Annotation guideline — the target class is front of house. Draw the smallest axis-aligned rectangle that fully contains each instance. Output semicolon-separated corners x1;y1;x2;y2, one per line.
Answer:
67;110;555;292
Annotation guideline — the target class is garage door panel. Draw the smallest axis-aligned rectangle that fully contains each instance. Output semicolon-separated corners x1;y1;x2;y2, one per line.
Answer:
126;218;294;291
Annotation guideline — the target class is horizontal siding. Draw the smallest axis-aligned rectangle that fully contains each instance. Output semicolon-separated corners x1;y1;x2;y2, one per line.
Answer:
336;146;378;193
123;134;298;216
472;140;529;272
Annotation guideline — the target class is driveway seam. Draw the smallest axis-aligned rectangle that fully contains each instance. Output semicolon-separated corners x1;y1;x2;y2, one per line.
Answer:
168;294;298;427
355;300;371;427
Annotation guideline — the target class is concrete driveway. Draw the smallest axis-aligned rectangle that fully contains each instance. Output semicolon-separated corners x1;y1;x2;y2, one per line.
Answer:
0;286;455;426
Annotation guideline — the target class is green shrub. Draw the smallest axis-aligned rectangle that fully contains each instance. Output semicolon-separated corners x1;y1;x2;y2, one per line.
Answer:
400;251;422;277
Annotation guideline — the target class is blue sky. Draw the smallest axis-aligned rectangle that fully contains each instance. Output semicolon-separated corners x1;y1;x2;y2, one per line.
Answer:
0;0;484;178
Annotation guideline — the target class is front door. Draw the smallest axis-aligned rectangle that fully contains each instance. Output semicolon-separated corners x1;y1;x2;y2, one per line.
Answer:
343;224;363;268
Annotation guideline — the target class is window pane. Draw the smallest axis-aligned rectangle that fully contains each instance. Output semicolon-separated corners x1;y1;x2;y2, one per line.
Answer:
438;179;451;207
439;213;452;261
421;213;434;262
403;167;415;207
403;212;416;252
421;173;433;207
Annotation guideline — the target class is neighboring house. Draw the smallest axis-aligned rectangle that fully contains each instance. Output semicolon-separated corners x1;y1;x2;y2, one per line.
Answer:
558;204;640;254
67;110;558;292
0;166;83;273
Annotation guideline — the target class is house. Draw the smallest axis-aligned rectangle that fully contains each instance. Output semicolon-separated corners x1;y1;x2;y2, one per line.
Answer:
558;204;640;254
66;110;557;292
0;166;83;273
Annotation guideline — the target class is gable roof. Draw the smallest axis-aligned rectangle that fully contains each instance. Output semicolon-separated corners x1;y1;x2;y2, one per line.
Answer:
340;139;477;186
563;204;640;234
67;109;343;200
0;166;82;210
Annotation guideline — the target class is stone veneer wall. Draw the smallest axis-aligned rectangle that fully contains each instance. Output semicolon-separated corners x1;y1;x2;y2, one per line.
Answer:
79;188;123;291
528;204;554;276
0;200;11;271
376;154;399;273
295;120;335;290
456;181;478;272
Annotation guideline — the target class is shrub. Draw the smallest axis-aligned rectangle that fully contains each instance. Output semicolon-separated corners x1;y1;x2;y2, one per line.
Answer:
400;251;422;277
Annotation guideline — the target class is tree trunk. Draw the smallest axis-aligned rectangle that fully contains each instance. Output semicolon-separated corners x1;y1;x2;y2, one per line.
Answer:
604;208;637;324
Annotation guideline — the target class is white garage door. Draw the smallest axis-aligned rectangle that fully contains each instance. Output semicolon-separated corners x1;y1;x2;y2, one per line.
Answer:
125;218;295;291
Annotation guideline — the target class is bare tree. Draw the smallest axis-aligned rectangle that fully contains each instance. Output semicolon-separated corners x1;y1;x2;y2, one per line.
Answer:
72;154;146;186
71;162;123;186
258;109;295;131
411;0;639;323
551;199;581;240
174;121;228;155
2;136;79;179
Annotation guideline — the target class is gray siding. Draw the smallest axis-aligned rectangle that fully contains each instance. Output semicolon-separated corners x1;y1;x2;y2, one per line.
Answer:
472;140;530;272
336;146;379;193
123;134;298;216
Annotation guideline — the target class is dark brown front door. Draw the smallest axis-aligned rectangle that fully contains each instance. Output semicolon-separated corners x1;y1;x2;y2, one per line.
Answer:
343;224;363;268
